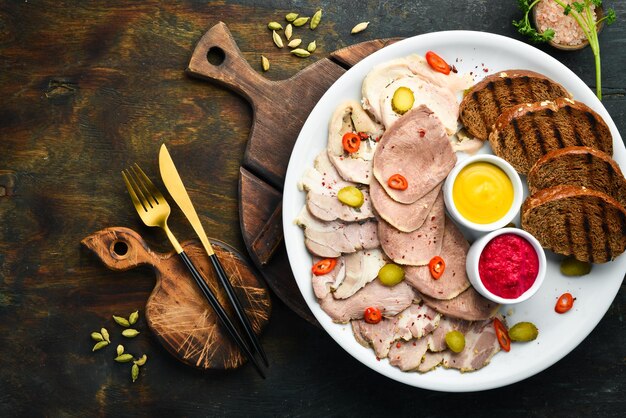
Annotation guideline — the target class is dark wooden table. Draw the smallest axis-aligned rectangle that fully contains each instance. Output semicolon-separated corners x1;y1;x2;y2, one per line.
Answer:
1;1;625;416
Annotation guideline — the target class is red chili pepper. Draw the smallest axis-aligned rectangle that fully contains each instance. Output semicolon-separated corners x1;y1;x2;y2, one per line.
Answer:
555;292;574;314
342;132;361;153
311;258;337;276
428;256;445;279
364;306;382;324
426;51;451;75
388;174;408;190
493;318;511;352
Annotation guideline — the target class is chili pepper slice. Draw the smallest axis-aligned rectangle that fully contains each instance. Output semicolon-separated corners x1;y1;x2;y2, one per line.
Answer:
425;51;451;75
342;132;361;153
429;256;446;279
555;292;574;314
493;318;511;352
388;174;408;190
311;258;337;276
364;306;382;324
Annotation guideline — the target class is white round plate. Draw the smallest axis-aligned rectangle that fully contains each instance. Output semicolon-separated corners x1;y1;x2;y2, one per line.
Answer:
282;31;626;392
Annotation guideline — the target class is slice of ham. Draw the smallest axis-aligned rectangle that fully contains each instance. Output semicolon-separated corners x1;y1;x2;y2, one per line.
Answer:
311;278;416;323
333;249;386;299
388;338;430;371
441;318;501;372
295;206;379;258
404;218;471;300
351;303;440;358
420;287;500;321
378;190;445;265
327;100;384;184
299;151;374;222
373;106;457;204
370;177;443;233
311;257;346;299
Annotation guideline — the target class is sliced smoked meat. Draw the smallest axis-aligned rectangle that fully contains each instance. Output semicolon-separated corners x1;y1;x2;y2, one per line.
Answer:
420;286;500;321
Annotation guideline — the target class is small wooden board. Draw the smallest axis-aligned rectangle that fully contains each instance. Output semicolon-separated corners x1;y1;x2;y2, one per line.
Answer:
187;22;399;325
81;226;271;370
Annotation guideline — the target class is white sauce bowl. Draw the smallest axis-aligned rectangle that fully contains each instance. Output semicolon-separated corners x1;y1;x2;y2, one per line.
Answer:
466;228;547;305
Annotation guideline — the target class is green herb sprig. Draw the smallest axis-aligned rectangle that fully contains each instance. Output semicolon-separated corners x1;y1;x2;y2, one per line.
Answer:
513;0;617;100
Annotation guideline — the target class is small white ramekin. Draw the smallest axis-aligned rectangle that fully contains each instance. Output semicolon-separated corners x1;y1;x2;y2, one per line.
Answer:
443;154;523;232
466;228;547;305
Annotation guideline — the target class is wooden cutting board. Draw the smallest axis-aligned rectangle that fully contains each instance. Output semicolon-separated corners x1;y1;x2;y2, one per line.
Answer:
81;227;271;370
187;22;399;325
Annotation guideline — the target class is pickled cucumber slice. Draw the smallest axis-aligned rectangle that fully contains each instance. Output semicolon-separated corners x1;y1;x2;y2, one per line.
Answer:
445;330;465;353
391;87;414;115
337;186;364;208
378;263;405;286
560;257;591;276
509;322;538;342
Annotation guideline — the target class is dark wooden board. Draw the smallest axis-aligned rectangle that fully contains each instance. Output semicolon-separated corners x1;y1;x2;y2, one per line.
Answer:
187;22;399;324
81;227;271;370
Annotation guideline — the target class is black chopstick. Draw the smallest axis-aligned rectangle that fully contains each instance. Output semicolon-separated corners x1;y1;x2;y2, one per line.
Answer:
209;253;269;367
178;251;266;378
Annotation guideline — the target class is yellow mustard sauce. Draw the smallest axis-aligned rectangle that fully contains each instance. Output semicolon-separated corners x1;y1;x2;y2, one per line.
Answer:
452;162;514;224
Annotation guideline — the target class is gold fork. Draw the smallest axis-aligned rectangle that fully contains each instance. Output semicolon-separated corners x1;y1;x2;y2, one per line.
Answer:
121;164;265;378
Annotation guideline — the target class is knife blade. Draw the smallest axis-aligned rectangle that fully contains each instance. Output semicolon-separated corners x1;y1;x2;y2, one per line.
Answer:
158;144;269;367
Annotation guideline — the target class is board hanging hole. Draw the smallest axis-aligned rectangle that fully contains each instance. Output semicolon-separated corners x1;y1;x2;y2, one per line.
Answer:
111;240;129;259
207;47;225;66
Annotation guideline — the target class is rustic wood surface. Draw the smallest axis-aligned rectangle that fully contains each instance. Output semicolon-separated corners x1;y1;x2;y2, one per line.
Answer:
81;227;271;370
1;0;625;416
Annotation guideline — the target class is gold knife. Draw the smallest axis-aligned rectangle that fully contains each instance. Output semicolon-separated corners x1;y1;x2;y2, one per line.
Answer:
158;144;269;367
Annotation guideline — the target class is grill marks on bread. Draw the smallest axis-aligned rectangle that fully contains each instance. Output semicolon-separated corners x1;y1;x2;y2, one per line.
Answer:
521;185;626;263
489;98;613;174
460;70;571;140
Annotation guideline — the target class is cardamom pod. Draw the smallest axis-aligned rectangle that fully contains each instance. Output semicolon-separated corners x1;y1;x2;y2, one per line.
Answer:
285;13;298;22
116;345;124;356
100;328;110;343
288;39;302;48
92;341;109;352
90;332;104;342
128;310;139;325
285;24;293;40
134;354;148;366
122;328;140;338
272;30;283;48
307;40;317;53
291;48;311;58
113;315;130;327
131;363;139;382
261;55;270;72
115;353;134;363
292;17;309;27
267;21;282;31
310;10;322;30
351;21;370;34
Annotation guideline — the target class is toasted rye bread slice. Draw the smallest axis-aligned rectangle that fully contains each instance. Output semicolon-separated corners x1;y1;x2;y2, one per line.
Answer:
489;98;613;174
459;70;571;140
521;185;626;263
528;146;626;207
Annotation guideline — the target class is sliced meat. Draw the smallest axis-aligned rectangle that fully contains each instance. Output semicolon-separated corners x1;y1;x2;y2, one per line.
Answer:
351;303;440;358
441;318;501;372
420;287;500;321
312;279;416;323
299;151;374;222
295;206;379;258
327;100;384;184
370;176;443;233
404;218;471;300
388;338;430;372
311;257;346;299
378;190;445;265
373;106;456;204
333;249;386;299
418;352;444;373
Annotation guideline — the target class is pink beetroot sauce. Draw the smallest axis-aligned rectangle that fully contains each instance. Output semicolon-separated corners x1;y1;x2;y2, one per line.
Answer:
478;233;539;299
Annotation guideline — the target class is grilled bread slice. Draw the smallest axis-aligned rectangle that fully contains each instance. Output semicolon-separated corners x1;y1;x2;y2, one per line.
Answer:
489;98;613;174
459;70;571;140
528;146;626;207
521;185;626;263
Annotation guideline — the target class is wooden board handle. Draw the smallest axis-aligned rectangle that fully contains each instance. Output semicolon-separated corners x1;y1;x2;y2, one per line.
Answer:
81;227;162;271
186;21;271;102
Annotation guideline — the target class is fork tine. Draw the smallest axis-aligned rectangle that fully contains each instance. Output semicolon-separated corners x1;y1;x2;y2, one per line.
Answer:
133;163;166;204
128;165;156;209
122;170;148;213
